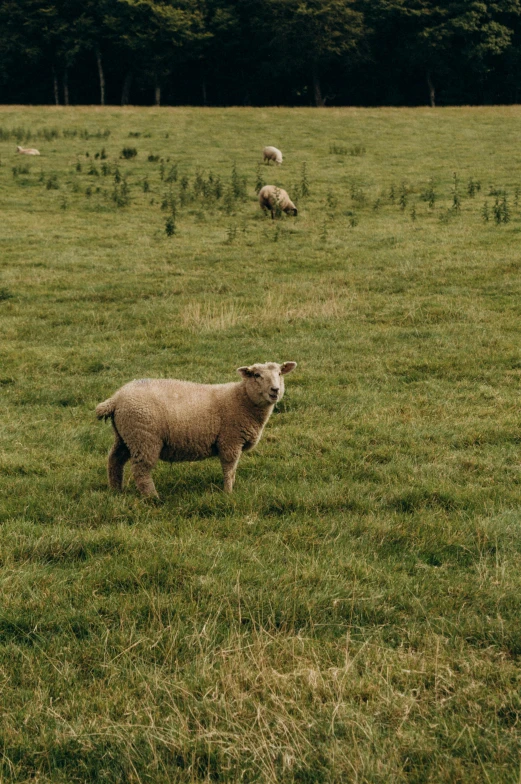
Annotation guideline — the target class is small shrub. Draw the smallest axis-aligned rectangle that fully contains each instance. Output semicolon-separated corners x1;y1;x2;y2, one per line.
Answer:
148;154;160;163
46;173;59;190
121;146;137;159
0;288;14;301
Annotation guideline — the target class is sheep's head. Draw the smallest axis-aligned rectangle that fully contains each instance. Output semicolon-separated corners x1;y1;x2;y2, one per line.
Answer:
238;361;297;407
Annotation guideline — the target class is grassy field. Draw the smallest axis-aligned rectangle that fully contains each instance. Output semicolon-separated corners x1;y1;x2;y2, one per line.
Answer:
2;104;521;782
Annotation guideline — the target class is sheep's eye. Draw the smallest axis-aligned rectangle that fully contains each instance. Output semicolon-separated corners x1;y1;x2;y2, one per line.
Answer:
254;373;261;379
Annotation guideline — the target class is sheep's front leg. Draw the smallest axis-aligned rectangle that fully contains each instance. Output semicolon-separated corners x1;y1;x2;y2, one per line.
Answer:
220;453;241;493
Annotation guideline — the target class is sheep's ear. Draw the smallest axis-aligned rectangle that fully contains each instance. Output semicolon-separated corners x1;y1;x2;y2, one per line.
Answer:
280;361;297;375
237;366;253;378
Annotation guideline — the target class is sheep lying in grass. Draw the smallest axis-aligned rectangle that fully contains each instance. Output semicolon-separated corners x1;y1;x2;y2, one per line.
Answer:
96;361;297;499
259;185;298;219
263;146;283;165
16;145;40;155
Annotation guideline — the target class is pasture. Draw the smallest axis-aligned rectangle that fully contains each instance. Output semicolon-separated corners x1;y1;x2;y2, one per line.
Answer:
1;104;521;782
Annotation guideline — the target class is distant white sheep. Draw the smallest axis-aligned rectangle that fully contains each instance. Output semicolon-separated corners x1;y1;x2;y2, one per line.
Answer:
16;146;40;156
259;185;298;219
96;361;297;498
263;146;283;165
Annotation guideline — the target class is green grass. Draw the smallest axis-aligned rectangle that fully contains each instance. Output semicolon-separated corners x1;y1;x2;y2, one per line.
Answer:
2;104;521;782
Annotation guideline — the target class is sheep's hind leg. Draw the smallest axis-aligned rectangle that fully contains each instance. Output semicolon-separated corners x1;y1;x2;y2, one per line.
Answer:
131;458;159;499
108;437;130;491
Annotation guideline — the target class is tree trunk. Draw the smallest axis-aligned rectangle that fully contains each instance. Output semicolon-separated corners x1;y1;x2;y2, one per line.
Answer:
63;68;69;105
154;84;161;106
121;71;133;105
96;49;105;105
312;64;325;107
427;72;435;108
52;68;59;105
202;76;207;106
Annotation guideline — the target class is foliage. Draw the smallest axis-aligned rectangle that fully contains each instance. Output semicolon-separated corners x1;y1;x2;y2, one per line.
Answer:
1;1;521;105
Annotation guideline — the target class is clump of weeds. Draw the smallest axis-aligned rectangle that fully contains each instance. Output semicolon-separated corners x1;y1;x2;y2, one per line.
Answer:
451;172;461;212
467;177;481;197
112;174;130;207
493;195;510;224
165;164;178;183
165;203;177;236
300;162;309;197
421;178;436;208
226;224;237;244
231;162;247;200
326;190;338;211
254;163;265;194
46;173;59;190
121;146;137;159
399;182;409;211
12;164;30;177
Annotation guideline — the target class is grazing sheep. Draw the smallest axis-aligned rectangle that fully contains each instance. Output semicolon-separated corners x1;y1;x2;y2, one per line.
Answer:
259;185;298;219
263;146;283;165
16;145;40;156
96;361;297;499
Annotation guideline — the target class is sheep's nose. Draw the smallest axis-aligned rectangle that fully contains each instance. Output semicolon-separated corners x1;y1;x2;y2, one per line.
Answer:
271;387;279;394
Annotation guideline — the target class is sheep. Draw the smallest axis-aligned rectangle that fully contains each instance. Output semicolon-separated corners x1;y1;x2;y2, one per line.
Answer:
263;146;283;165
16;145;40;156
259;185;298;219
96;361;297;499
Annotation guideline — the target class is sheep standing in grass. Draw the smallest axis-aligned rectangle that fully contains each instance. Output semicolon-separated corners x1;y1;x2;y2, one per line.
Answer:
259;185;298;219
16;145;40;155
263;146;283;165
96;361;297;499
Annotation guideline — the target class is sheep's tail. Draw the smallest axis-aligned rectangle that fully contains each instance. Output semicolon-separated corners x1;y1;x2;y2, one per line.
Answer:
96;397;116;420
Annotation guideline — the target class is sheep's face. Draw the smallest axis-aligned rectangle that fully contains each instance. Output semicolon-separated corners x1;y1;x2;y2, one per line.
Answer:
238;361;297;407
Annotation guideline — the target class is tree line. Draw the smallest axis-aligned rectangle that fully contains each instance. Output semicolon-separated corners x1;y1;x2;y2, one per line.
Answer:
1;0;521;108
